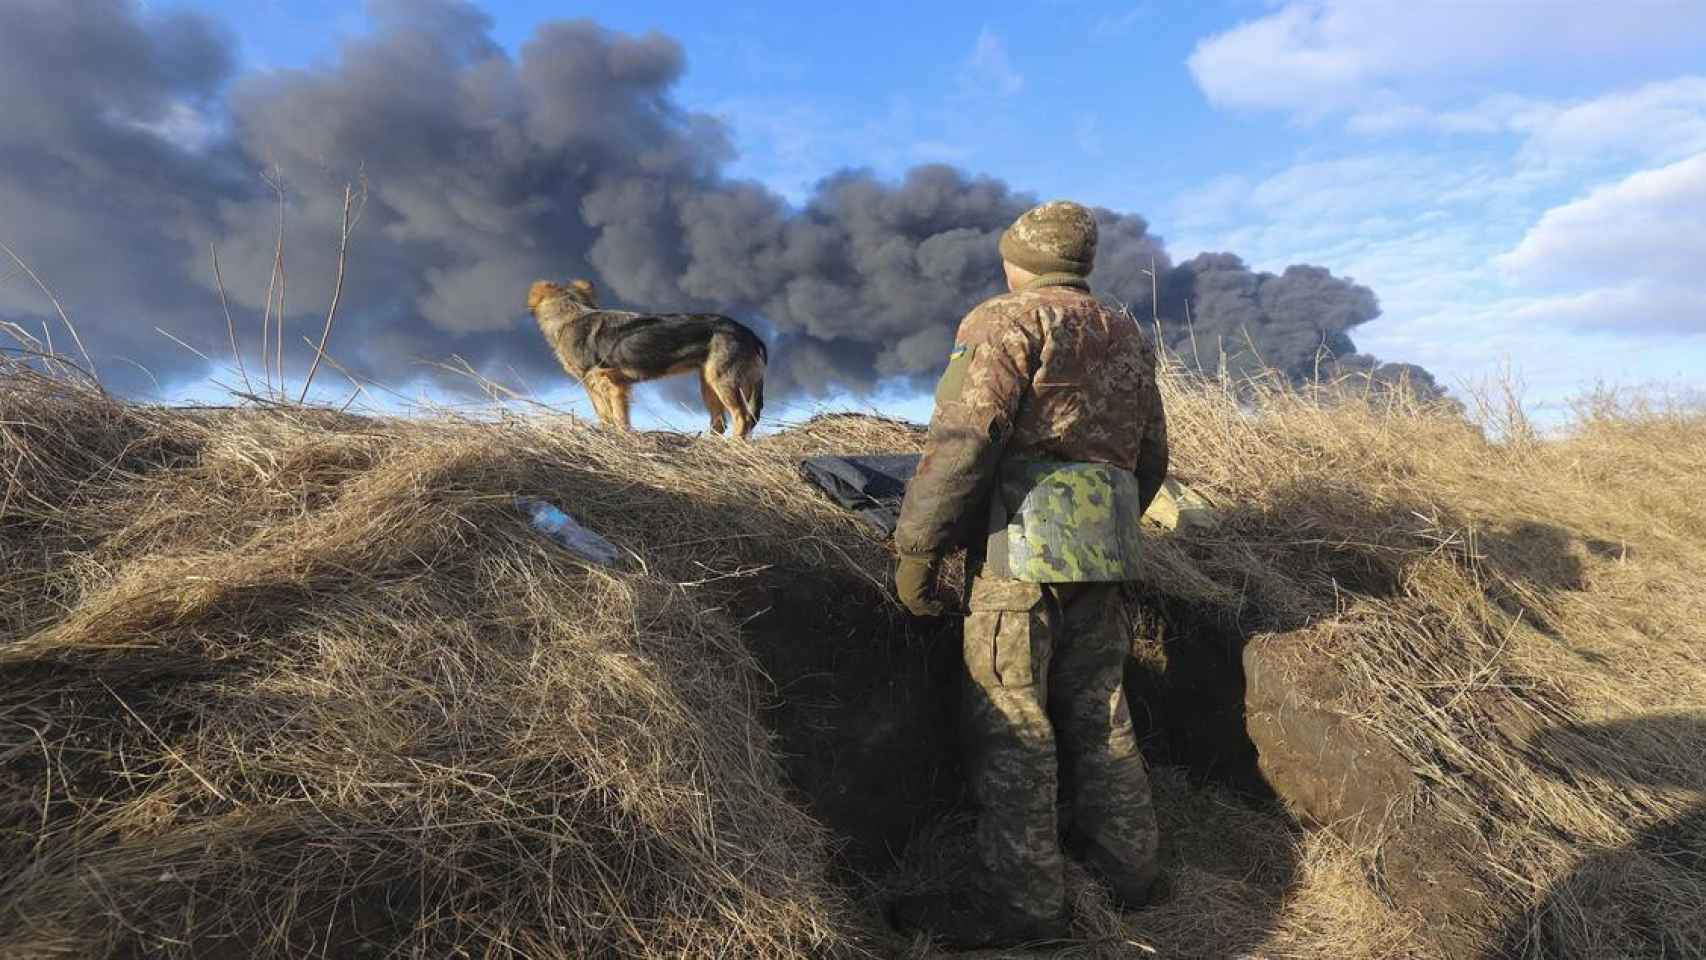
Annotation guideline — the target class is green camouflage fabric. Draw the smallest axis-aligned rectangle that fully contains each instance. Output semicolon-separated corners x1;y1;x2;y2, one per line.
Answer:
1142;478;1220;533
998;200;1099;277
893;274;1169;561
961;576;1160;919
983;459;1148;582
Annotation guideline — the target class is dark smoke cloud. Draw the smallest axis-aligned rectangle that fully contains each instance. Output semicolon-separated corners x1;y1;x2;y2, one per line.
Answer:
0;0;247;393
1154;254;1443;396
0;0;1433;403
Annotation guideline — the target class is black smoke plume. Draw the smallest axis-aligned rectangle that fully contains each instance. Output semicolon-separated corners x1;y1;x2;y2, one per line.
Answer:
1151;254;1443;396
0;0;1434;402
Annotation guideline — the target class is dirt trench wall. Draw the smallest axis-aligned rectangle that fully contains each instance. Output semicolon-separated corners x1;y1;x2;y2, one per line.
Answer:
1127;591;1487;953
738;574;1283;873
1123;593;1272;800
1242;627;1490;955
739;573;1490;953
738;569;966;873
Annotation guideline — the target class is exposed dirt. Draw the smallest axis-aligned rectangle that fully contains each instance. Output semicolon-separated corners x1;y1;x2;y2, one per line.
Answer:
740;571;1497;958
738;574;1285;866
738;570;967;874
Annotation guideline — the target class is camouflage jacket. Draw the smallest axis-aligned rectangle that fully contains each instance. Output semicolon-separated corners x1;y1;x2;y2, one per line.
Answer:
893;275;1169;570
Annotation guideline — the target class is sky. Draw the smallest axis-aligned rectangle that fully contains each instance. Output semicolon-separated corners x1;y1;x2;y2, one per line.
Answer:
4;0;1704;427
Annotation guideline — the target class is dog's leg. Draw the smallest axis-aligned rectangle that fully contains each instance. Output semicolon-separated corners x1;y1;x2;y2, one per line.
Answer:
583;370;620;429
611;381;633;431
699;371;728;436
580;378;609;426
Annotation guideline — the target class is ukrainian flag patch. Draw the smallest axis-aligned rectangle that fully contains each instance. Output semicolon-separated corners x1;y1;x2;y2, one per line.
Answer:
935;343;974;405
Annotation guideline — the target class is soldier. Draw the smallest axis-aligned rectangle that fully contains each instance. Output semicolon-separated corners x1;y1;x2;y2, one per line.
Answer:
889;200;1170;947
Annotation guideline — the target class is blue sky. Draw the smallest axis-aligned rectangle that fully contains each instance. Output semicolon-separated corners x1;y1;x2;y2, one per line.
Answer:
175;0;1705;424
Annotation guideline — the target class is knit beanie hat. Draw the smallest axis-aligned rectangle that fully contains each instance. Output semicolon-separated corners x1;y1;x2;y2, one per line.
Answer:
998;200;1098;276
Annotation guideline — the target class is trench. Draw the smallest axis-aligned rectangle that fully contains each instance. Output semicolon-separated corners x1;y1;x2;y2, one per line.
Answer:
1123;592;1276;802
737;570;1275;874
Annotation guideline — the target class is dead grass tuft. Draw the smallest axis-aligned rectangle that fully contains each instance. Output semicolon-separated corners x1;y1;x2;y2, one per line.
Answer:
2;354;1703;959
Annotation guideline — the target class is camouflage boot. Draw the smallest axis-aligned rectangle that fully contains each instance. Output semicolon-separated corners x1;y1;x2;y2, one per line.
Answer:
1066;831;1168;910
888;888;1071;949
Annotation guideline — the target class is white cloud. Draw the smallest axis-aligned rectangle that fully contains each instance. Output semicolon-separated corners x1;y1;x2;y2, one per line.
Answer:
1165;3;1706;409
1359;296;1706;418
1499;151;1706;290
1512;77;1706;170
1170;150;1534;257
1492;152;1706;335
1503;283;1705;335
962;27;1024;98
697;26;1045;204
1328;76;1706;176
1188;1;1706;118
1345;93;1545;136
1163;145;1706;409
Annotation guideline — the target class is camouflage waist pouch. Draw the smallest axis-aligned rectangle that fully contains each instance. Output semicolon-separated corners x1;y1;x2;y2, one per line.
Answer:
982;459;1146;582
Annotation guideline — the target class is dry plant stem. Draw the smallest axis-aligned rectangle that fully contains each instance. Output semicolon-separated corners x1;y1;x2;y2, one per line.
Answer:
154;327;213;364
0;237;99;388
299;335;409;409
299;183;359;404
0;353;1702;960
274;211;286;401
1183;297;1203;372
260;170;286;400
210;242;253;395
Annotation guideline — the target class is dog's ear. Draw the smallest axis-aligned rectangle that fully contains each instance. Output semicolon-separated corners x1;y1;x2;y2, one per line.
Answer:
569;278;598;305
527;281;560;313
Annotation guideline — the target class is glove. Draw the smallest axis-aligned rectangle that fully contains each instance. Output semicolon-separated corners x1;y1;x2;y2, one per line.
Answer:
895;553;947;617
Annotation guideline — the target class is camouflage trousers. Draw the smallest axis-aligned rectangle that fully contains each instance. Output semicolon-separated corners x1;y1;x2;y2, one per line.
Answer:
960;575;1159;919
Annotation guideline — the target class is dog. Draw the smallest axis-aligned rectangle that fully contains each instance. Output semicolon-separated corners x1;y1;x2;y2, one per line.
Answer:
528;278;768;438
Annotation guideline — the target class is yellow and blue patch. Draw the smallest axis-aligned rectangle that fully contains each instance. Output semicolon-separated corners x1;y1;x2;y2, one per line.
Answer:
934;343;974;405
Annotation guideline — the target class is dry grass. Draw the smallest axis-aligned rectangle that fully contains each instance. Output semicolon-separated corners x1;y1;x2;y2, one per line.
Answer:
1;353;1703;959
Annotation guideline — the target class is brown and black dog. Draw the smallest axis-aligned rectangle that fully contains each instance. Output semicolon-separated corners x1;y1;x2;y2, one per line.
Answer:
528;279;768;438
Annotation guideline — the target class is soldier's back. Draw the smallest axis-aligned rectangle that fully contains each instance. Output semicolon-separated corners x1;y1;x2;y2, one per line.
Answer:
989;284;1158;472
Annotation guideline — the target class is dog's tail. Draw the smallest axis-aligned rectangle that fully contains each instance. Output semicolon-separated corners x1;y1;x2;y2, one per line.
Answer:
748;334;767;423
714;324;768;438
739;352;766;428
